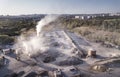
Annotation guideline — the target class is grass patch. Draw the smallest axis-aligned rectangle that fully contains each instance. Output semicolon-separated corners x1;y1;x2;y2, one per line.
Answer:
0;35;14;45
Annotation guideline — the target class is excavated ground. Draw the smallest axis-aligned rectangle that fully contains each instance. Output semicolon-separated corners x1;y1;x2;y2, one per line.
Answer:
0;30;120;77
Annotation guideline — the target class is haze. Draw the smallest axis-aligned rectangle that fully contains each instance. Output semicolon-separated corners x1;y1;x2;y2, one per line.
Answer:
0;0;120;15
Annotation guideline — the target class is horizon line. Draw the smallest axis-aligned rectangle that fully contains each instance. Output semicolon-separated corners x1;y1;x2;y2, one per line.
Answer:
0;12;120;16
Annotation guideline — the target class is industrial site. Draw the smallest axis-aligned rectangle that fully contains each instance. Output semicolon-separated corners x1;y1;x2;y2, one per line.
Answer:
0;15;120;77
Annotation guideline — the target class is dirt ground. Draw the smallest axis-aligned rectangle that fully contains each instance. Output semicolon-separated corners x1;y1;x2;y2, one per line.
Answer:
0;30;120;77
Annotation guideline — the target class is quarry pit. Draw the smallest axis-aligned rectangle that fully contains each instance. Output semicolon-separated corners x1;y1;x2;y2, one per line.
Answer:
0;30;120;77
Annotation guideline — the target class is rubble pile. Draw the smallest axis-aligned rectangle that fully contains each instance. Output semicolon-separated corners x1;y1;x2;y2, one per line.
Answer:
90;64;108;72
55;56;83;66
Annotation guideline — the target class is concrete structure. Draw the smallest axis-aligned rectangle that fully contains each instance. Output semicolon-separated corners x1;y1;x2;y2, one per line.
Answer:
2;49;12;55
0;56;5;67
54;69;63;77
87;49;96;58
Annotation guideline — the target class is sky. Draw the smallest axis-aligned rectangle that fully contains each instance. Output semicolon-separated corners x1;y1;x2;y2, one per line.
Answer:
0;0;120;15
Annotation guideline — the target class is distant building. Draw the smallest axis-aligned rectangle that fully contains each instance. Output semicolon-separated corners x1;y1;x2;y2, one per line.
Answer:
81;16;85;20
87;16;92;19
75;16;80;19
75;15;92;20
109;13;120;16
80;16;92;20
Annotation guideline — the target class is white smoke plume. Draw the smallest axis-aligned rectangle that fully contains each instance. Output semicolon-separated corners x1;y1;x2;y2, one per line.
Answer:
36;15;59;36
14;15;59;56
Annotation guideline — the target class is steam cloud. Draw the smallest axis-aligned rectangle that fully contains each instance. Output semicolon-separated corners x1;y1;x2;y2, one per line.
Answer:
14;15;59;56
36;15;59;36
